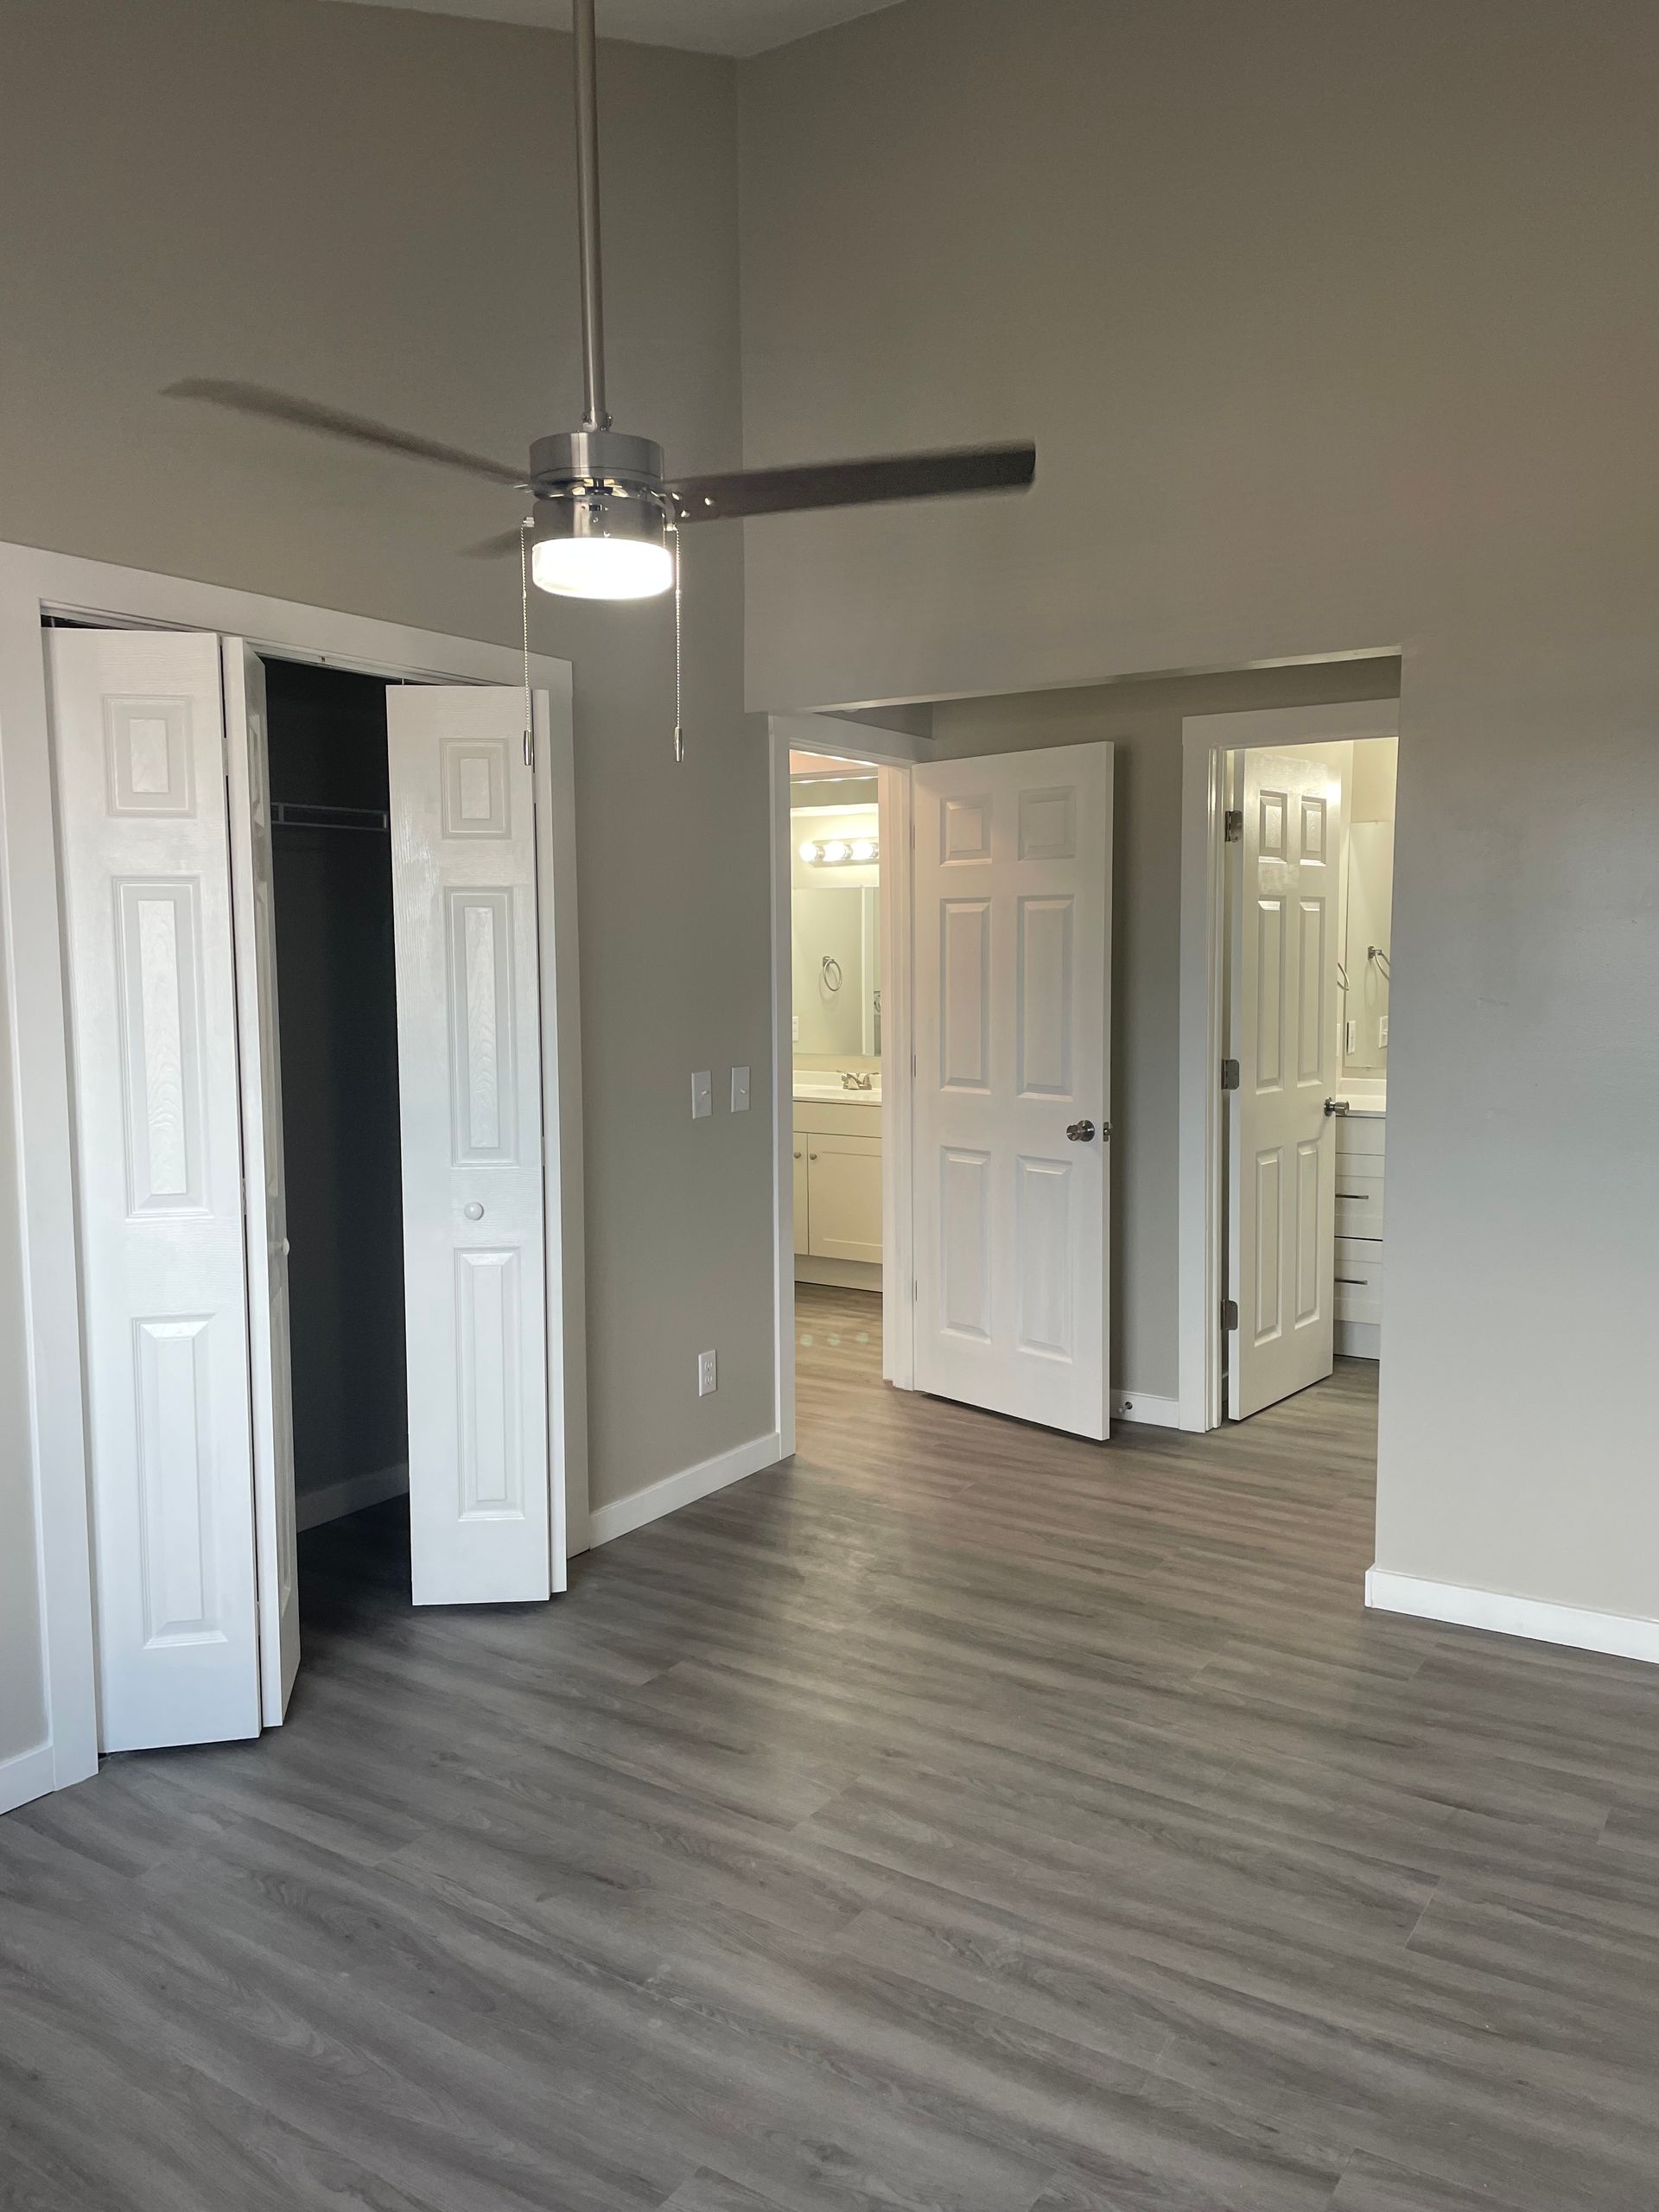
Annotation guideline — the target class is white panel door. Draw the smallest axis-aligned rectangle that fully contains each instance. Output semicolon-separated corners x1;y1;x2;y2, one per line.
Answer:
223;640;300;1722
912;745;1113;1438
387;686;554;1605
49;629;262;1750
1228;748;1345;1419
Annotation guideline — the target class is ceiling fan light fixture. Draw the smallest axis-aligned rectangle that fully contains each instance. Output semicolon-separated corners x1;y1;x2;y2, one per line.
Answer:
531;493;673;601
527;428;675;601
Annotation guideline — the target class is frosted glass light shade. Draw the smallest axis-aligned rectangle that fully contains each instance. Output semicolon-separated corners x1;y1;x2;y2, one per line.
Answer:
531;533;674;601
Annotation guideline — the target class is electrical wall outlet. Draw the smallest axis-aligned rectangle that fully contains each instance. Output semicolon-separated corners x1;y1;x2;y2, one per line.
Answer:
697;1348;717;1396
1378;1014;1389;1046
730;1065;750;1112
690;1070;712;1120
791;1014;799;1042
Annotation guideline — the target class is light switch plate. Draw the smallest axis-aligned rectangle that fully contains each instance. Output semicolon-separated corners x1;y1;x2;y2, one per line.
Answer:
730;1065;750;1113
691;1071;712;1120
791;1014;799;1042
1378;1014;1389;1046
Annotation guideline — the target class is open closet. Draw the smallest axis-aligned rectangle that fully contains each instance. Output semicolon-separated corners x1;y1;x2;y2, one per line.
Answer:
45;624;571;1757
264;661;408;1537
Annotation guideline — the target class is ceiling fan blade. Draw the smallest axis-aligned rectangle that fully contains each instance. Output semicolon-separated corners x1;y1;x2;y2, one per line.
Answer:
163;379;526;487
665;441;1035;524
461;526;532;560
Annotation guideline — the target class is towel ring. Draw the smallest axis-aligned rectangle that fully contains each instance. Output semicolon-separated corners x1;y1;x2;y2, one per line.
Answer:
821;955;843;993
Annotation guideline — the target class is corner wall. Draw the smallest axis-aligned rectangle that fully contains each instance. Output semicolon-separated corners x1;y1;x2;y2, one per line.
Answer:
741;0;1659;1627
0;0;773;1542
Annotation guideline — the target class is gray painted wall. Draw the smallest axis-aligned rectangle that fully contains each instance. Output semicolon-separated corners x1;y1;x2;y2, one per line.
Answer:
741;1;1659;1617
931;659;1400;1400
0;0;773;1526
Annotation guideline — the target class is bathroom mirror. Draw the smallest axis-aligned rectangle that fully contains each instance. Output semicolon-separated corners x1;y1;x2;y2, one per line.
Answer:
1343;819;1393;1073
792;885;880;1057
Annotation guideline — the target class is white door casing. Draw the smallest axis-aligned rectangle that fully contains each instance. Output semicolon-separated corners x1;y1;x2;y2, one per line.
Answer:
912;744;1113;1439
223;640;300;1723
1228;748;1346;1419
48;629;263;1750
386;686;554;1605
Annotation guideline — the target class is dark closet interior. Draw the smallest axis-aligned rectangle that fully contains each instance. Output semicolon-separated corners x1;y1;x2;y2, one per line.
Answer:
264;658;408;1526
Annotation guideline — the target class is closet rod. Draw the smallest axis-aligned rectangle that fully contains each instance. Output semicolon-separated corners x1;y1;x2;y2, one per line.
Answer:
270;800;389;835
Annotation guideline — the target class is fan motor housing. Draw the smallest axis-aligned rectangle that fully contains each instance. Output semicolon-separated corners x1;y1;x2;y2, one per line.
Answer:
529;427;664;498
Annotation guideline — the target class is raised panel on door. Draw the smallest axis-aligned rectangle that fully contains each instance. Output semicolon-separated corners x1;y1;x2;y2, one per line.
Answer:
387;687;555;1606
49;630;263;1751
223;641;300;1726
1228;747;1345;1420
912;744;1112;1438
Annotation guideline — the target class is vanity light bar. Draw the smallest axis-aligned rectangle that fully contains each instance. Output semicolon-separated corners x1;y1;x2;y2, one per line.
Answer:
798;837;879;866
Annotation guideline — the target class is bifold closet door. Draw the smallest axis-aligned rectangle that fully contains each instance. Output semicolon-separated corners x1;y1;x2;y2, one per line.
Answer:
386;686;555;1605
48;629;264;1749
223;639;301;1722
1227;748;1345;1419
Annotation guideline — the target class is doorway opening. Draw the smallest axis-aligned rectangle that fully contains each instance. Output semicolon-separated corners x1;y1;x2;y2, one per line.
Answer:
787;749;887;1399
263;660;410;1554
1217;729;1397;1421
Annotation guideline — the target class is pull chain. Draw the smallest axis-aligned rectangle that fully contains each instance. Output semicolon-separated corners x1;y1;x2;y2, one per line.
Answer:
518;515;535;770
671;519;685;765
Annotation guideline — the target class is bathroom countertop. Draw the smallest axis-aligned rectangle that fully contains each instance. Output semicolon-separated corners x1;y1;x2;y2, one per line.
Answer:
1336;1088;1387;1118
794;1078;881;1107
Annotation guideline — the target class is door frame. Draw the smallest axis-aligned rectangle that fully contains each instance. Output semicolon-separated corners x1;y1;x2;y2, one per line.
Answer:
1176;699;1399;1433
0;539;585;1808
767;715;920;1457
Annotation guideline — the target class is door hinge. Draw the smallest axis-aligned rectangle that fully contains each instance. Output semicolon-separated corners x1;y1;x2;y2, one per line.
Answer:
1222;1298;1239;1330
912;1279;918;1302
1224;808;1243;842
1220;1058;1240;1090
912;1052;918;1078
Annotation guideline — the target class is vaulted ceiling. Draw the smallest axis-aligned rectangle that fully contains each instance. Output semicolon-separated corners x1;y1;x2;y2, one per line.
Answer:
323;0;903;59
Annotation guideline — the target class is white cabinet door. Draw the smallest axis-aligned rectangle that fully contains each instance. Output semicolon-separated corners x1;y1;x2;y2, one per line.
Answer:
1228;748;1345;1418
807;1133;882;1263
223;640;300;1724
912;744;1113;1438
49;630;263;1750
386;686;554;1605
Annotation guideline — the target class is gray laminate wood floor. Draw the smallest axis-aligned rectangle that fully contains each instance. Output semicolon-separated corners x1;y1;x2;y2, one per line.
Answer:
5;1288;1658;2211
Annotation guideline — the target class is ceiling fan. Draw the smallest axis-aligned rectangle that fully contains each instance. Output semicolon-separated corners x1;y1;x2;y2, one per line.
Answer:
164;0;1035;607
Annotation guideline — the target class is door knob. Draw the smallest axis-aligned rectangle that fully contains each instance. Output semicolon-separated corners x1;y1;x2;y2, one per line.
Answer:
464;1202;485;1220
1066;1119;1096;1143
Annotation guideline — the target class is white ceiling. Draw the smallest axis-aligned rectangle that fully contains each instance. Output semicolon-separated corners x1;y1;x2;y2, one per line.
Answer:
323;0;904;58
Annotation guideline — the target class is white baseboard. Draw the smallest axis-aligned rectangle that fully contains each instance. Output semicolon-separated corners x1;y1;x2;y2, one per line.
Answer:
1366;1567;1659;1667
588;1430;785;1548
0;1740;58;1818
1336;1320;1381;1359
795;1256;881;1291
1110;1389;1180;1430
296;1462;410;1534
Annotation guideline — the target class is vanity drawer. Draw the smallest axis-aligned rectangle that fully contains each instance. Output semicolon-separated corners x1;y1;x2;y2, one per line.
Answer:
794;1099;882;1140
1334;1236;1383;1324
1334;1161;1384;1239
1335;1114;1386;1160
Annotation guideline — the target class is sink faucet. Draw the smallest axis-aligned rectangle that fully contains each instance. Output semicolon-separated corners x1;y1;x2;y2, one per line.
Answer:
841;1071;874;1091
